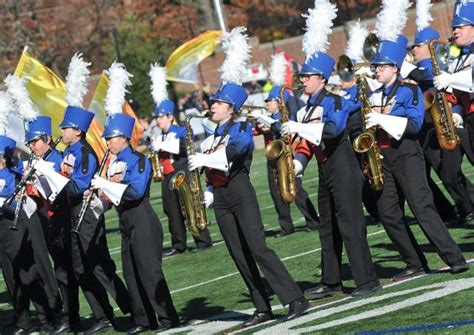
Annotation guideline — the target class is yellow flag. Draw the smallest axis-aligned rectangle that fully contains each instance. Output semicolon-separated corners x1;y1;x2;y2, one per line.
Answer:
14;50;107;158
89;73;144;148
166;30;223;83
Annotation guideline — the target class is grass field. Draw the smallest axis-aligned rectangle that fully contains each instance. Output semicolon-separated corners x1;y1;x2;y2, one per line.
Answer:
1;148;473;334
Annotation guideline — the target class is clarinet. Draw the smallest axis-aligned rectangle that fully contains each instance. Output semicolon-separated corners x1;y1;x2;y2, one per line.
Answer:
9;155;34;230
2;137;62;215
71;149;110;234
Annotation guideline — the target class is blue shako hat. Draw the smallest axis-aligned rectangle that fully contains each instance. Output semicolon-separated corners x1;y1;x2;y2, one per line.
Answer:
372;35;408;69
153;99;175;116
211;82;248;111
59;106;94;132
0;135;16;158
102;114;135;139
413;27;440;46
299;52;335;80
24;116;52;143
265;86;290;103
452;1;474;27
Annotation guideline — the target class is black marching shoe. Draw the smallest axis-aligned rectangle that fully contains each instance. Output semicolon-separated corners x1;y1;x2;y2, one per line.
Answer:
284;298;310;321
12;329;28;335
84;319;113;335
392;267;426;281
451;262;469;274
241;311;273;327
127;325;151;334
459;212;474;225
190;245;213;253
275;230;294;238
50;319;71;334
155;322;180;333
164;248;186;257
351;281;381;297
305;283;342;300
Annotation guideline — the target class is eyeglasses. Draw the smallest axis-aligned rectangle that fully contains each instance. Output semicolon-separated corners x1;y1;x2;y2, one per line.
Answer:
26;137;41;146
297;74;321;83
370;64;395;72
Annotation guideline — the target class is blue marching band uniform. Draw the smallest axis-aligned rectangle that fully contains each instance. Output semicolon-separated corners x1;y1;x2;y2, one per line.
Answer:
1;2;473;334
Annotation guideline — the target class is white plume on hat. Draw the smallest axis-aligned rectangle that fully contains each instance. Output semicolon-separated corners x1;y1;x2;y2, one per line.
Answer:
375;0;412;42
148;63;168;105
4;74;38;122
346;20;369;64
302;0;338;59
65;52;91;108
219;26;251;84
269;53;287;86
104;62;133;117
0;91;14;135
416;0;433;32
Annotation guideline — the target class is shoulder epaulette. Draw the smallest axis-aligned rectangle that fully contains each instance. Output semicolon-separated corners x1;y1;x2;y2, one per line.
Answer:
400;82;419;106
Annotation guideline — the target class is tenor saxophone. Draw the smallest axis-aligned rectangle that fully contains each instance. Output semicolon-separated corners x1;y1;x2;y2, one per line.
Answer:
169;112;210;236
424;37;460;151
353;75;384;191
148;135;163;182
264;85;297;204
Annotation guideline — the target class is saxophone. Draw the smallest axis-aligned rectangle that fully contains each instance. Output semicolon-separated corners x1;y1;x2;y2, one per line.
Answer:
149;134;163;182
264;85;297;204
424;38;460;151
353;75;384;191
169;112;210;236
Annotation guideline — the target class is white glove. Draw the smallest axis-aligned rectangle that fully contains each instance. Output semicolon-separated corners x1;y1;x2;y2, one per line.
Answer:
189;153;206;171
257;114;276;128
248;109;263;119
151;139;163;152
453;113;464;128
32;159;55;175
280;121;301;136
433;71;451;90
204;186;214;208
189;150;229;172
293;159;303;177
91;175;107;190
90;194;105;219
366;112;408;140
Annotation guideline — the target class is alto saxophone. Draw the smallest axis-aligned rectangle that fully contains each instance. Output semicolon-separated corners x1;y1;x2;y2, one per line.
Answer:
169;112;210;236
424;37;460;151
353;75;384;191
264;85;297;204
149;135;163;182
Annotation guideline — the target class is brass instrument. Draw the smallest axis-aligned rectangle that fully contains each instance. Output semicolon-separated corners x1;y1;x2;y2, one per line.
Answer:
337;55;371;83
264;85;298;204
424;37;459;151
148;150;163;182
352;75;384;191
363;33;379;63
170;111;210;236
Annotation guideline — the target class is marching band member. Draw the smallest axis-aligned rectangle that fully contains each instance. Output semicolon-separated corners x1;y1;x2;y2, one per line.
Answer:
56;56;131;334
253;52;319;237
338;20;380;225
189;27;309;327
0;91;59;334
366;0;468;281
433;0;474;224
411;0;472;225
5;75;66;333
148;64;212;256
281;0;379;299
90;62;180;334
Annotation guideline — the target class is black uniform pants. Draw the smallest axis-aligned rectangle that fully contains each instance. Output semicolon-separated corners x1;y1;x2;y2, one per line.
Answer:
0;213;58;329
119;198;179;328
423;127;473;217
213;173;303;312
70;205;131;321
377;138;466;269
43;208;80;324
162;173;212;251
317;140;378;287
266;161;319;233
